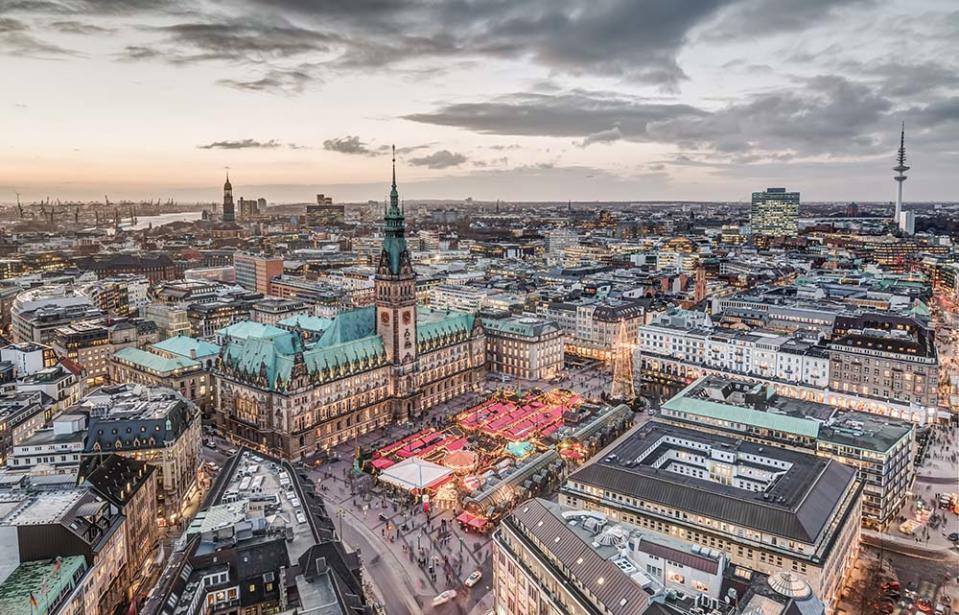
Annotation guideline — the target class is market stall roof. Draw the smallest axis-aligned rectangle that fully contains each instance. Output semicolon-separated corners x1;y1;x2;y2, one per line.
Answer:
379;457;452;491
371;458;395;470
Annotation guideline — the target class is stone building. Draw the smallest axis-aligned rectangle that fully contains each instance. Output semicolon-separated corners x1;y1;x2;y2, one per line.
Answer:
212;156;486;459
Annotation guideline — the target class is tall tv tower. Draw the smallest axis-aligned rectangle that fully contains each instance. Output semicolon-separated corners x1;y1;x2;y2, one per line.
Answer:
893;122;909;224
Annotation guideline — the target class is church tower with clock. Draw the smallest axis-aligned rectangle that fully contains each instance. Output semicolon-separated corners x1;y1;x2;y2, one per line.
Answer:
375;146;420;419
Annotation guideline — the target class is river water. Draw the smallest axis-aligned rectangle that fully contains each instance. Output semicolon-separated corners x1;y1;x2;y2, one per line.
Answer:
120;211;205;230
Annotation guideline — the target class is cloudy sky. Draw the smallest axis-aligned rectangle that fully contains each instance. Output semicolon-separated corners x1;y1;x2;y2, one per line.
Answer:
1;0;957;203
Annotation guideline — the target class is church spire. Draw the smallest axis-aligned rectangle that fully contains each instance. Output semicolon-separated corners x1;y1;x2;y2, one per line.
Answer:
389;144;399;210
380;146;408;276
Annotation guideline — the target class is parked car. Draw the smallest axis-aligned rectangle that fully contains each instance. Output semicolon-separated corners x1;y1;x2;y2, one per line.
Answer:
432;590;457;607
917;599;934;613
948;532;959;543
880;581;900;592
465;570;482;588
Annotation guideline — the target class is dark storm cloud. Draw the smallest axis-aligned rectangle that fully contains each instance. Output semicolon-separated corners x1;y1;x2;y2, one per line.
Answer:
0;0;184;15
858;61;959;98
578;126;624;147
197;139;283;150
409;150;468;169
0;17;28;32
0;16;75;56
49;20;114;34
406;91;707;140
218;65;317;94
238;0;733;89
323;136;374;156
408;75;936;163
703;0;875;38
648;75;894;156
7;0;907;96
149;21;331;63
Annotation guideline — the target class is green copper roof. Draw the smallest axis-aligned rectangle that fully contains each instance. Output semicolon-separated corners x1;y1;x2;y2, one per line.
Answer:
218;321;287;341
662;390;821;438
318;306;375;346
221;333;297;388
417;307;475;349
220;308;387;390
278;314;334;333
152;335;221;359
305;335;385;377
0;556;87;615
114;347;201;374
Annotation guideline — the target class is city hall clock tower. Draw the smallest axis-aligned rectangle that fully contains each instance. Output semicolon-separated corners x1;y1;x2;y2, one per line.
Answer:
375;147;420;419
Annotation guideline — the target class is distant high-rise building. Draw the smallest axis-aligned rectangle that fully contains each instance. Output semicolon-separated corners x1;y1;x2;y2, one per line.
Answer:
237;196;260;220
750;187;799;236
306;193;345;226
222;172;235;223
234;252;284;295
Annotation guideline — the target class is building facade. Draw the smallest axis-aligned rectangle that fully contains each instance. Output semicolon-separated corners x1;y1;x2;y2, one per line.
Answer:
561;423;861;612
540;298;644;361
482;315;564;381
657;376;915;528
234;252;284;296
751;187;799;237
80;385;202;521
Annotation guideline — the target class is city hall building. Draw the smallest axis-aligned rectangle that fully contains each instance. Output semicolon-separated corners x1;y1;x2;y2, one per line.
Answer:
212;158;486;459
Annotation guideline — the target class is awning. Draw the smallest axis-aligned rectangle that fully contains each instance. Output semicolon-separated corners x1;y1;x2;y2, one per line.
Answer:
379;457;453;492
371;458;395;470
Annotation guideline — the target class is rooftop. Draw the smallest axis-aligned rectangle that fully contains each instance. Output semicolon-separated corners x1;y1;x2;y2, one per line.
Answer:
565;422;858;544
113;346;201;374
504;498;654;615
662;376;913;452
0;556;87;615
151;335;221;359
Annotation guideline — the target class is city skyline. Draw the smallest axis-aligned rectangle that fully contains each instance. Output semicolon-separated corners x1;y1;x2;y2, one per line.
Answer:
2;0;958;203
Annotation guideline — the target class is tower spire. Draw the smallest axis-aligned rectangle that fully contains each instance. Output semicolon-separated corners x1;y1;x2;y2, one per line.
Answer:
391;144;396;190
893;121;909;225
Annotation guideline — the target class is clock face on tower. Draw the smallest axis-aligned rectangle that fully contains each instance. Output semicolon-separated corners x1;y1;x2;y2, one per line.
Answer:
380;312;390;324
402;310;412;325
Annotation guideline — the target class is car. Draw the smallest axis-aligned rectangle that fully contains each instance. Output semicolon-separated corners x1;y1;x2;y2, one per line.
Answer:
464;570;482;588
203;440;217;450
917;599;934;613
881;581;901;592
948;532;959;543
876;603;895;615
432;590;457;607
884;591;902;603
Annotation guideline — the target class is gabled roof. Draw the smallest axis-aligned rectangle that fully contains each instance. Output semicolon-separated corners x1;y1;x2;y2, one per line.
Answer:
304;336;385;378
278;314;335;333
317;307;375;346
416;307;475;347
